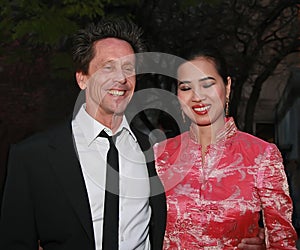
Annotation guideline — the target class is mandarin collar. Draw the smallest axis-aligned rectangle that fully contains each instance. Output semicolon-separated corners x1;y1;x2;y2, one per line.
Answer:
189;117;237;145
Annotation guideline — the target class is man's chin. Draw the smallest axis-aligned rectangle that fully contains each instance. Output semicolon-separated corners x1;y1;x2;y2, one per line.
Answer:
112;111;125;116
112;102;131;115
111;106;127;116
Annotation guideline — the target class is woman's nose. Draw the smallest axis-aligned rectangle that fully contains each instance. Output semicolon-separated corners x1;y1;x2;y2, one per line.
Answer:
192;89;206;102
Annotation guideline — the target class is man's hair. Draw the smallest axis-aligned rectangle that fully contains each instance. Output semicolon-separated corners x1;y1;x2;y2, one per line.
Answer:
72;19;146;74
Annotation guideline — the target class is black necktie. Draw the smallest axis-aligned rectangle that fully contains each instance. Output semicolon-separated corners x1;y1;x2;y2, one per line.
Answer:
99;130;119;250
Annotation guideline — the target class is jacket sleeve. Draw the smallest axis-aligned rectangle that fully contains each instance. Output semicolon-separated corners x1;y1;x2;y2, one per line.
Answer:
257;144;298;249
0;144;38;250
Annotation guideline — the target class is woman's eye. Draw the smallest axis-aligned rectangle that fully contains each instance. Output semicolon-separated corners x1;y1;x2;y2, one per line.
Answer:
203;82;214;88
178;85;191;91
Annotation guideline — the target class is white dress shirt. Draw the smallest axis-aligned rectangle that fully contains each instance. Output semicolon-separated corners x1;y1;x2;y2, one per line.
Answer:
72;104;151;250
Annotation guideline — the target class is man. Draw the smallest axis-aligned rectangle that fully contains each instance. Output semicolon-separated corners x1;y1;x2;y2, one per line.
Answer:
0;19;265;250
0;19;166;250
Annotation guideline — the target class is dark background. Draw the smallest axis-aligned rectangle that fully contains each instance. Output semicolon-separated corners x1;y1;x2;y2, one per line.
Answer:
1;0;299;237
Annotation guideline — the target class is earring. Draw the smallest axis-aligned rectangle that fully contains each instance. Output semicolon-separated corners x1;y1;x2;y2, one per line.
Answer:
225;97;229;117
181;109;186;123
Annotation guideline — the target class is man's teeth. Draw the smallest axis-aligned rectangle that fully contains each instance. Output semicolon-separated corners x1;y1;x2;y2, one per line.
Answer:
108;90;125;96
194;106;210;112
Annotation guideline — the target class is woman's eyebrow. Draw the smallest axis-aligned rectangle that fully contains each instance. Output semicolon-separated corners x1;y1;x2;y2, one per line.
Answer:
198;76;215;82
178;80;191;85
178;76;216;86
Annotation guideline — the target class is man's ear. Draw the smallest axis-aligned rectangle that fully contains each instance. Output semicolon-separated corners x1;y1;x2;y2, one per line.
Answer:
76;71;87;90
226;76;232;99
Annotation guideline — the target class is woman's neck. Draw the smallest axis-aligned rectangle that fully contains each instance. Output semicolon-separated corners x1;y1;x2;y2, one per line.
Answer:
190;117;225;153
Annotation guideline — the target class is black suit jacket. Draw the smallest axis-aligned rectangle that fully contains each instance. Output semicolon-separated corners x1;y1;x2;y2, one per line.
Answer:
0;118;166;250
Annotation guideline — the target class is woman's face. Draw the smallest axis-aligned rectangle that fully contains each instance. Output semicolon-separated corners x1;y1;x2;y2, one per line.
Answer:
177;57;231;127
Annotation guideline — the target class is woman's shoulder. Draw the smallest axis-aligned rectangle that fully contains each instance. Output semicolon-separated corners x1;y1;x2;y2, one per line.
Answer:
153;131;189;160
233;130;281;156
153;132;190;179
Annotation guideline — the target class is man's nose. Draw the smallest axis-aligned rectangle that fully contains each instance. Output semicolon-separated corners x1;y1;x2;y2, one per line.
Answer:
113;69;127;84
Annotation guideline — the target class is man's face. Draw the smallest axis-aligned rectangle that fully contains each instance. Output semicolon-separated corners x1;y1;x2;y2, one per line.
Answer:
76;38;136;125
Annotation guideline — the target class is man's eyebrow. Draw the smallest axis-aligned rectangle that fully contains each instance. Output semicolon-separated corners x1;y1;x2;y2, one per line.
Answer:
103;59;134;64
122;61;135;65
103;60;115;64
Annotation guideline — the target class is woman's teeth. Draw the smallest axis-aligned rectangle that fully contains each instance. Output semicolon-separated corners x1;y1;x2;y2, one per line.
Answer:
193;106;210;112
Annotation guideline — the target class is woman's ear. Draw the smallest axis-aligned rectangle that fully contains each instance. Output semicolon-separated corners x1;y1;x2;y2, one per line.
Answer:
226;76;232;99
76;71;87;90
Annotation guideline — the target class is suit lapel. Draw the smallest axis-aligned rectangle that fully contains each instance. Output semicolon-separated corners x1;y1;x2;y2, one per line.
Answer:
130;115;167;250
47;121;94;241
130;122;153;164
130;119;161;180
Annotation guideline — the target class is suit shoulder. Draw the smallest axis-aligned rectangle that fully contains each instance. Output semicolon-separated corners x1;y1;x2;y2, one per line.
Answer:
12;120;71;152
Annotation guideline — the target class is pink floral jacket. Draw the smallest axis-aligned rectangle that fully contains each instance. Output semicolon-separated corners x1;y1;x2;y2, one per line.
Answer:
154;118;297;249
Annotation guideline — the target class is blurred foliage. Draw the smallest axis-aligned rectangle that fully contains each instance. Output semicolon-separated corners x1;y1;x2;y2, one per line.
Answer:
0;0;109;46
0;0;139;84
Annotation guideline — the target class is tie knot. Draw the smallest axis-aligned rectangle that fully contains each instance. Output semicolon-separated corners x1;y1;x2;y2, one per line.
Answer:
99;130;118;144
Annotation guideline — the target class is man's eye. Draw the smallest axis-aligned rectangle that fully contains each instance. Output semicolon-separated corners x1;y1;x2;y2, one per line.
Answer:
123;66;135;73
102;64;114;71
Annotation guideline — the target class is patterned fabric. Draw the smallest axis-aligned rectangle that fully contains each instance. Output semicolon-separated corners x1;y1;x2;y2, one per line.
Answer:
154;118;297;249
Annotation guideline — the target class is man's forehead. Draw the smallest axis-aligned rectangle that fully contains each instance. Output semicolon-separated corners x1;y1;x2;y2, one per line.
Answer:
94;38;135;63
95;38;134;53
103;55;135;64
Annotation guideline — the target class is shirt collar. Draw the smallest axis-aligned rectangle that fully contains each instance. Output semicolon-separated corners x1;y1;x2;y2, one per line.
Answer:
74;103;137;145
115;115;137;142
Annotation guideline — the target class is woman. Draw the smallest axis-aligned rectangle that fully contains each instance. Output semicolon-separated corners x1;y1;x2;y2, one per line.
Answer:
154;47;297;249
